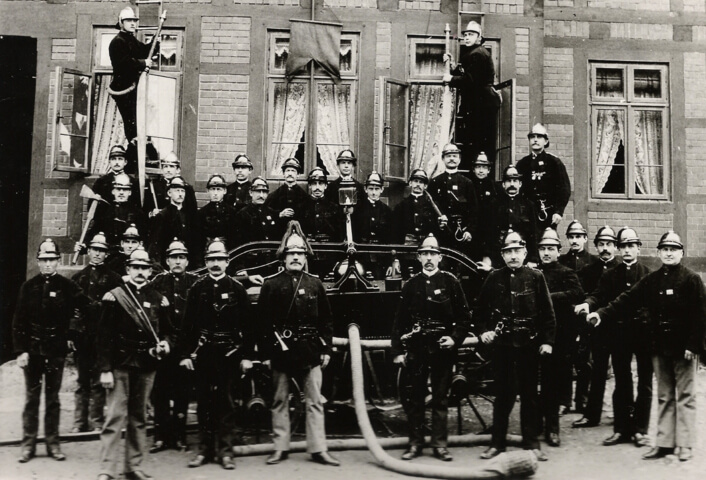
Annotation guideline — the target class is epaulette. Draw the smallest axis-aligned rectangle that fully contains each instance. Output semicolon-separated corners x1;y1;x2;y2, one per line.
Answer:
528;264;541;272
442;270;459;281
409;272;421;280
226;274;244;288
263;268;286;280
303;271;319;278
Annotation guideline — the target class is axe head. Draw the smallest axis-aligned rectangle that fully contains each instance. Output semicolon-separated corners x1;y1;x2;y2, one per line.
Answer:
79;184;104;202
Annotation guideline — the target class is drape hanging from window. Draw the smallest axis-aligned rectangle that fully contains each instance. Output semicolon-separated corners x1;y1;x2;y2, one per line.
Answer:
91;75;126;175
408;84;454;177
595;109;624;193
316;83;351;176
634;111;663;195
267;82;308;176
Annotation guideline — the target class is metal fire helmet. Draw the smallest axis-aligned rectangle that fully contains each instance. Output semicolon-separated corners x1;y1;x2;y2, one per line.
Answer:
167;176;187;191
657;230;683;250
463;21;482;35
307;168;328;184
617;227;642;247
88;232;110;250
474;152;490;166
119;7;139;23
418;233;441;254
127;247;152;267
594;225;617;245
204;238;229;259
109;145;127;158
232;154;253;170
502;165;522;181
280;157;302;174
336;149;357;165
166;237;189;257
161;152;180;167
206;174;227;189
113;173;132;189
441;143;462;157
565;220;587;237
122;223;142;240
365;171;384;187
250;176;269;192
501;230;526;251
37;238;61;259
538;227;562;248
528;123;550;148
408;168;429;184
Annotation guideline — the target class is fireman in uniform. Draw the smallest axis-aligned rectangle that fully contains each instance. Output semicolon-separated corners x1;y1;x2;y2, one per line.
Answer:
324;149;365;205
476;230;555;461
144;152;198;217
559;220;598;272
393;169;444;246
97;247;173;480
391;234;472;462
198;174;238;249
535;228;584;447
515;124;571;232
469;152;497;265
179;239;254;470
92;145;140;207
13;239;89;463
70;233;122;433
589;231;706;462
105;223;143;277
233;177;283;246
298;168;344;243
257;222;339;467
149;239;199;453
351;172;393;245
572;225;622;428
575;227;653;447
428;143;477;250
265;157;308;220
225;154;254;212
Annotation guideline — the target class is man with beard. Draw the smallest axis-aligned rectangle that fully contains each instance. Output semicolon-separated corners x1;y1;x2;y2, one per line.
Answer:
97;247;172;480
225;154;254;212
391;234;472;462
393;169;445;245
92;145;140;207
144;153;198;217
535;228;584;447
70;233;122;434
199;175;237;249
298;168;344;243
428;143;477;250
265;158;308;221
148;239;199;453
257;222;339;467
575;228;653;447
233;177;283;246
515;124;571;232
351;172;393;244
14;239;89;463
588;231;706;462
179;239;254;470
469;152;497;266
324;149;365;205
476;230;555;461
487;165;538;267
572;226;622;428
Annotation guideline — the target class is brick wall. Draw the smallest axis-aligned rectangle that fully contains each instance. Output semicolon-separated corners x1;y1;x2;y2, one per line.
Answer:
687;204;706;256
515;28;529;75
234;0;298;4
51;39;76;62
482;0;523;14
323;0;377;6
686;128;706;195
545;0;576;6
694;26;706;43
587;0;670;10
42;189;69;238
547;123;574;186
45;75;69;180
514;85;529;163
609;23;672;41
588;212;673;256
544;21;589;38
376;22;391;71
201;17;250;65
685;52;706;118
195;74;249;183
398;0;440;10
684;0;706;13
543;48;574;116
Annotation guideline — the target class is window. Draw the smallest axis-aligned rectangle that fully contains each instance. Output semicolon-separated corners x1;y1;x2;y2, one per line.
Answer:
50;67;92;173
265;31;358;179
590;63;670;199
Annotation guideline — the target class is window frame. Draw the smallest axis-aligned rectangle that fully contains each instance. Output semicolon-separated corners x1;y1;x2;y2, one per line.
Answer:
590;62;670;200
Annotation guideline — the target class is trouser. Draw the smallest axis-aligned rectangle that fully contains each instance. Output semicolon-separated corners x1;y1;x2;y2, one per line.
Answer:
584;343;610;424
21;355;65;452
540;348;572;435
490;344;541;450
272;366;327;453
112;89;137;141
99;367;155;478
400;349;454;448
458;105;498;173
611;346;653;436
572;332;592;410
152;357;191;446
73;336;105;431
652;354;698;449
194;350;238;459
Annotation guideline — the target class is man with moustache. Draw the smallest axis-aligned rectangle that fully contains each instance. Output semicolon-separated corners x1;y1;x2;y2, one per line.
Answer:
13;239;90;463
70;233;122;433
199;175;238;249
233;177;283;246
179;239;254;470
351;172;393;244
575;227;653;447
148;239;199;453
265;158;308;221
144;153;198;217
393;169;445;245
428;143;477;250
515;124;571;232
476;230;555;461
92;145;140;207
572;226;622;428
324;149;365;205
588;231;706;462
559;220;598;272
225;154;254;212
469;152;497;265
298;168;344;243
391;234;472;462
257;222;339;467
97;247;172;480
535;228;584;447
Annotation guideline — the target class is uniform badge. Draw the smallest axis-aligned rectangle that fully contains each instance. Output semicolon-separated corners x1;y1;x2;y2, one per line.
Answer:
49;291;57;297
221;293;229;299
666;289;673;295
143;301;151;308
434;289;441;295
298;289;306;295
538;161;544;166
452;185;458;190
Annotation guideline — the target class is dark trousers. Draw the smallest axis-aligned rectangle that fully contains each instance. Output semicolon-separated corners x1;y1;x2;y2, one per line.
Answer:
540;349;572;436
73;336;105;431
400;349;454;448
153;357;191;445
611;346;653;436
458;106;498;172
572;335;592;410
584;343;610;424
490;345;541;450
22;355;65;451
112;89;138;141
194;349;238;459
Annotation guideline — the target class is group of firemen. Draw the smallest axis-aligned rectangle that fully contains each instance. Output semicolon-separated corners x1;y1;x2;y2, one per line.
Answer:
12;125;705;480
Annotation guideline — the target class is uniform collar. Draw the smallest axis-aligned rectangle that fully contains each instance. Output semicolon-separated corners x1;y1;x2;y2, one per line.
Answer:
422;268;439;278
209;273;226;282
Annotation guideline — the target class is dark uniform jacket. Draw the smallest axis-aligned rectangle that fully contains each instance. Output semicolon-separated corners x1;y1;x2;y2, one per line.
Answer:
324;177;365;206
225;180;251;212
108;31;153;92
579;256;621;297
71;263;123;335
515;151;571;219
234;203;283;245
393;193;441;244
537;262;584;350
559;249;598;274
351;198;393;244
149;271;199;334
448;43;500;115
428;172;479;242
92;172;141;208
97;281;173;372
257;270;334;372
198;201;238;249
179;274;254;361
148;204;202;267
298;196;344;242
264;183;308;215
488;192;539;262
144;177;198;216
88;201;147;252
391;270;472;357
13;273;88;357
476;266;556;347
596;263;706;356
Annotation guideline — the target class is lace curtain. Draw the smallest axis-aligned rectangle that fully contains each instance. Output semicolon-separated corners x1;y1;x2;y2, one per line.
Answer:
594;109;624;193
267;82;308;176
408;84;455;178
316;83;351;176
91;75;126;175
634;111;663;195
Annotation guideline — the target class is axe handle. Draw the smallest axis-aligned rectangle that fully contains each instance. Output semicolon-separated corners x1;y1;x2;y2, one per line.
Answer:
72;200;98;264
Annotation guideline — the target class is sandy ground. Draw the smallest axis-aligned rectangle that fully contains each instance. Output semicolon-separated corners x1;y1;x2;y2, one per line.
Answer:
0;359;704;480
